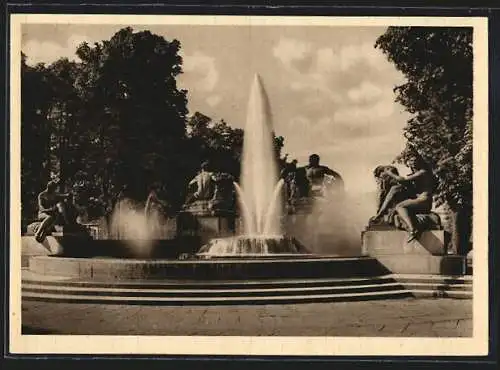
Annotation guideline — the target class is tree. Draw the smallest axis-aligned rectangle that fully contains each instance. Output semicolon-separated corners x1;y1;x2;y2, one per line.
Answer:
20;53;53;224
186;112;244;179
375;27;473;253
45;58;84;189
74;27;189;209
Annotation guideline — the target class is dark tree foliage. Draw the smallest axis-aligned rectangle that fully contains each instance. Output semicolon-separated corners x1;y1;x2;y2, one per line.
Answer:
45;58;84;188
375;27;473;253
74;27;189;209
21;53;53;223
185;112;244;180
21;27;288;222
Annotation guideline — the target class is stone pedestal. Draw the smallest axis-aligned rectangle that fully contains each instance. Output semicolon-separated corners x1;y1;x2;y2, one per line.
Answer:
26;222;90;237
362;229;450;256
362;228;466;275
177;211;236;248
368;254;466;275
196;215;235;245
22;235;65;256
21;231;93;267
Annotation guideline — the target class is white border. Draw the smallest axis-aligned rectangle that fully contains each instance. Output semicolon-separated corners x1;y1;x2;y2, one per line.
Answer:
9;14;489;356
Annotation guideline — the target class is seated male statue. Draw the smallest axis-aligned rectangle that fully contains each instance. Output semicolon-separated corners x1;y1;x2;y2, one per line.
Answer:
185;161;216;204
304;154;344;198
34;180;73;242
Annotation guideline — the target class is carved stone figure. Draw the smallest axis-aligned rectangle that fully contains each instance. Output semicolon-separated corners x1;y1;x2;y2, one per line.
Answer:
304;154;344;199
281;155;344;215
369;155;442;242
211;172;235;208
370;165;415;224
31;180;80;242
185;161;215;203
183;161;235;216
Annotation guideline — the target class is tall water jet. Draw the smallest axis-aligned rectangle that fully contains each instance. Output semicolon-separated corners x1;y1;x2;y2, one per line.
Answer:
196;74;310;257
240;74;282;235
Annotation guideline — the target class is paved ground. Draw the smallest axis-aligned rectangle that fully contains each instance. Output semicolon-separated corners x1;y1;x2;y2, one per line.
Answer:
22;297;472;337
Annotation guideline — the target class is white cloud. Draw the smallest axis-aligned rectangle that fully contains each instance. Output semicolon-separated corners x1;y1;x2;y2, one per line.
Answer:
271;37;399;109
303;95;326;109
275;40;390;75
272;37;402;101
271;36;409;168
206;95;222;107
289;115;311;128
288;72;343;103
334;99;394;124
315;48;340;73
338;42;388;72
347;81;383;104
180;51;219;92
272;37;312;69
22;34;89;65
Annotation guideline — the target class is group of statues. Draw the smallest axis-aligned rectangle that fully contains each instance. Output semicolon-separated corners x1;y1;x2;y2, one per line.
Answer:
182;154;346;216
31;150;441;244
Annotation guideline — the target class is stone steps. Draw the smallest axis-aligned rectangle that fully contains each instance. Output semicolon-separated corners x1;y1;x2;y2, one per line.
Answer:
22;289;413;305
21;271;472;305
22;281;406;297
22;282;472;298
21;269;398;288
408;289;472;299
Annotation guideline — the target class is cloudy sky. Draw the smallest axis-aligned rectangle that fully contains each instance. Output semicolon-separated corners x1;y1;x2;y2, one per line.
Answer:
21;23;411;194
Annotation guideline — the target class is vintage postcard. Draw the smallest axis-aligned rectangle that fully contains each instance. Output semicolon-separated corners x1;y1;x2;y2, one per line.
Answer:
8;13;489;356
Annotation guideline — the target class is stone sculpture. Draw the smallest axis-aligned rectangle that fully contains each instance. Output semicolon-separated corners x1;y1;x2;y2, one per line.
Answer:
282;154;345;214
29;180;84;242
368;158;442;242
183;161;235;216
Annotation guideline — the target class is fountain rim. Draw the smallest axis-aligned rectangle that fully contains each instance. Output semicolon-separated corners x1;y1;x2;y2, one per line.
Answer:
206;235;298;241
37;255;372;264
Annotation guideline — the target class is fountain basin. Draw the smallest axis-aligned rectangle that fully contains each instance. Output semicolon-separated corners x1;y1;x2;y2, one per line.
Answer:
21;235;202;263
197;235;310;257
27;255;388;281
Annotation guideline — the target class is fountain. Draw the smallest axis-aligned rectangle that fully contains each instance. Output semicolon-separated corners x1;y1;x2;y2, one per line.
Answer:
196;74;310;257
22;74;470;307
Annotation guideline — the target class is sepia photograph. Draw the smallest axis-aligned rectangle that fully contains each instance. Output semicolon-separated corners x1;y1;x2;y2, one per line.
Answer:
9;14;489;356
